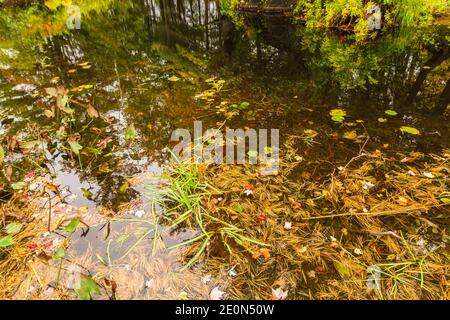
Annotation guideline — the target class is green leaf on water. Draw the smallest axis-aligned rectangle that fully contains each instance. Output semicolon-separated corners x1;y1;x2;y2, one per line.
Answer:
385;110;398;116
330;109;346;122
75;276;100;300
0;235;15;248
400;126;420;135
233;204;243;213
0;145;5;164
333;260;351;278
68;141;83;155
11;182;26;190
65;218;80;233
125;124;136;141
264;146;273;155
5;223;22;235
52;248;66;260
378;118;387;123
119;182;129;193
247;150;258;158
81;188;92;199
239;102;250;110
20;140;41;150
168;75;180;82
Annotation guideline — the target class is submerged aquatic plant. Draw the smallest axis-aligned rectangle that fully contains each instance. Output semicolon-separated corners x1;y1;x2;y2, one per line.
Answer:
146;153;269;270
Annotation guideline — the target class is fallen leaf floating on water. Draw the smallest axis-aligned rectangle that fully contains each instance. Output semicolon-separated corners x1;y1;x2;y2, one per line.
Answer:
333;260;351;278
329;109;347;122
5;222;22;235
228;268;237;277
75;276;100;300
210;287;225;300
178;292;188;300
201;274;212;284
397;196;409;206
25;172;35;180
423;172;435;178
134;210;145;218
125;124;136;141
362;181;375;190
42;241;53;249
284;222;292;230
77;206;89;214
271;288;288;300
256;214;266;223
145;279;154;289
252;248;271;260
385;110;398;116
65;218;80;233
87;104;99;118
243;183;253;190
343;131;358;140
291;201;301;210
243;183;254;196
400;126;421;135
0;235;15;247
168;75;181;82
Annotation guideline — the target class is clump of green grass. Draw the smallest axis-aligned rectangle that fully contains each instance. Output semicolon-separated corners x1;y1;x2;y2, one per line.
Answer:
146;157;268;270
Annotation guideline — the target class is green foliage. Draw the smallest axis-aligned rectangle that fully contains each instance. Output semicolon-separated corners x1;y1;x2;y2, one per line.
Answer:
218;0;245;27
5;223;22;235
75;276;100;300
65;218;80;233
294;0;448;38
125;124;136;141
400;126;421;135
0;235;15;247
330;108;347;122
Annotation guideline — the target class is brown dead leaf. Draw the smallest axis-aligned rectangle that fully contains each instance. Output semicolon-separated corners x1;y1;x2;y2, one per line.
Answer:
252;248;271;260
87;104;99;118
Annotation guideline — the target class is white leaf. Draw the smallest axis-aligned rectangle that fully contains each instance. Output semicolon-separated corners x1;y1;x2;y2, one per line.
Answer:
423;172;435;178
228;269;237;277
210;287;225;300
201;274;212;284
145;279;154;289
271;288;288;300
134;210;145;218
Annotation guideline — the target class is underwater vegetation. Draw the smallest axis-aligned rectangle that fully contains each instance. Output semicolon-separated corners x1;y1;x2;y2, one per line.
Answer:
0;0;449;300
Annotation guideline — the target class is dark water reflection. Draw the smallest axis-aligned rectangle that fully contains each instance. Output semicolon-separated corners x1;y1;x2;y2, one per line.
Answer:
0;0;449;211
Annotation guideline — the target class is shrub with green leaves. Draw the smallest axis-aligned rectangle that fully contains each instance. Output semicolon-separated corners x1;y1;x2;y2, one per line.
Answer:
293;0;448;37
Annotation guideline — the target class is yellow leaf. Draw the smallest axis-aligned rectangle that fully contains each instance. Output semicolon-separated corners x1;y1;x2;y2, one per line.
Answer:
343;131;357;140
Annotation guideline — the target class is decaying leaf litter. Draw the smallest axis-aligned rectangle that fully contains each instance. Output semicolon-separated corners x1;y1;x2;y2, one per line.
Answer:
1;71;450;300
2;127;448;299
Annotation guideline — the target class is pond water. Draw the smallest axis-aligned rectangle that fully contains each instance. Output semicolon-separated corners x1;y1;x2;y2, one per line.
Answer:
0;0;449;299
